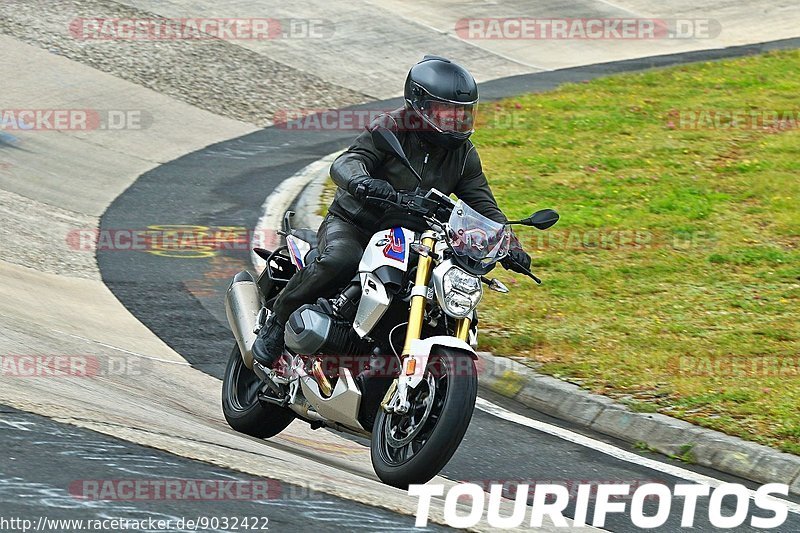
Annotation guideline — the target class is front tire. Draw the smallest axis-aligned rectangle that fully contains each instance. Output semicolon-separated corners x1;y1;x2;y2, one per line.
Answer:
221;343;294;438
370;348;478;488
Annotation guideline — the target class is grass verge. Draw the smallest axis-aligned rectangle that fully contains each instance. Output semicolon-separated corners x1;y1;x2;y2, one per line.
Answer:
473;50;799;454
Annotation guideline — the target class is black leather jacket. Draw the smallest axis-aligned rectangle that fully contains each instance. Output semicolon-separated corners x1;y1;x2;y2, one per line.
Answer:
328;108;507;233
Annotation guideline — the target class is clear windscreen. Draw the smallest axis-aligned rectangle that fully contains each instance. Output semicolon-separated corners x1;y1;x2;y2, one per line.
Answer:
447;200;510;265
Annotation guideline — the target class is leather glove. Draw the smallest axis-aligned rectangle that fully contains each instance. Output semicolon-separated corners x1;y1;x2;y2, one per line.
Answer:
349;176;397;203
501;246;532;274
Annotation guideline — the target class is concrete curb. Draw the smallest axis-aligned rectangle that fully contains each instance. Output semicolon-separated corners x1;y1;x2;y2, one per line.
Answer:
475;351;800;496
276;156;800;497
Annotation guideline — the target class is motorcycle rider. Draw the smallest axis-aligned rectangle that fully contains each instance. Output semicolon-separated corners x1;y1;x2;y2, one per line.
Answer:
252;55;532;367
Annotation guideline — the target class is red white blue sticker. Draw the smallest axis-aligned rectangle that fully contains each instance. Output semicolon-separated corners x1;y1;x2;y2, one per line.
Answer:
286;236;305;269
382;227;405;262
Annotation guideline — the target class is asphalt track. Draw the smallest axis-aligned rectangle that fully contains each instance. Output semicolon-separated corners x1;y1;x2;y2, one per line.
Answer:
98;39;800;531
0;406;443;532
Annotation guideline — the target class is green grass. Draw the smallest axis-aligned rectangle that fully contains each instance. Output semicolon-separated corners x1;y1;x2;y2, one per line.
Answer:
473;50;800;454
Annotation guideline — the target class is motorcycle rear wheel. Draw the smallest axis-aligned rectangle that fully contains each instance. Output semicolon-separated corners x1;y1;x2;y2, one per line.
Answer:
370;348;478;488
221;343;294;438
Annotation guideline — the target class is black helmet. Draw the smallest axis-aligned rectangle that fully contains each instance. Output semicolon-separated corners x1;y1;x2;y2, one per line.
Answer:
404;55;478;150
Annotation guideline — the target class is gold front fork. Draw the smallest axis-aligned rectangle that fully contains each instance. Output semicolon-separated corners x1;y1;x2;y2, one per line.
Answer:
402;234;436;355
454;317;471;342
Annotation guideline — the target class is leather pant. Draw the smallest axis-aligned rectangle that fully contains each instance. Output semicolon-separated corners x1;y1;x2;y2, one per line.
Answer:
271;214;371;324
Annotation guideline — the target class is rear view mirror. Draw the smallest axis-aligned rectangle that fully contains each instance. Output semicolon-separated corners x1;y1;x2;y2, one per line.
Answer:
372;127;408;162
528;209;560;230
508;209;559;230
370;127;421;182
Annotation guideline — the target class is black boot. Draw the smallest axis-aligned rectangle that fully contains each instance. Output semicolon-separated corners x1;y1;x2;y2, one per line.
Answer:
252;315;285;367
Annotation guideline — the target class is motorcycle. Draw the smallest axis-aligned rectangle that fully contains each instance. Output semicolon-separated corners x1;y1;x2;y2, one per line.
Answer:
222;126;559;488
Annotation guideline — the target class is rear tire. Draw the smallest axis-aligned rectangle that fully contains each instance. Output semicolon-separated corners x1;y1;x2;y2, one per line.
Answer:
221;343;294;438
370;348;477;488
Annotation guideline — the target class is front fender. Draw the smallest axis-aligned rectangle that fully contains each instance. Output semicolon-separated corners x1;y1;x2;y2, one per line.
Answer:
404;336;477;389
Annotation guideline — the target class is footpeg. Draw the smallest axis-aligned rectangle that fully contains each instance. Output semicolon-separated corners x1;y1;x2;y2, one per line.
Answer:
252;361;284;397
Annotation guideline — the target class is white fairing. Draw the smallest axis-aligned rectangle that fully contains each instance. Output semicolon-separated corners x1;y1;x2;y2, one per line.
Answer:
352;227;415;338
404;336;476;388
358;227;415;272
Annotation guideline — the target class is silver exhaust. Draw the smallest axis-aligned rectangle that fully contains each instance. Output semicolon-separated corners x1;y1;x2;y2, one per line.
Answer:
225;271;263;369
288;395;326;422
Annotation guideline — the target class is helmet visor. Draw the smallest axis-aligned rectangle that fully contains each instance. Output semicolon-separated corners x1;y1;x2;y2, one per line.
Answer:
416;99;476;135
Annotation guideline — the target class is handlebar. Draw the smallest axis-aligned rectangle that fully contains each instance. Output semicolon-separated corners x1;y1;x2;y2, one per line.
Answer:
362;187;454;221
360;187;543;284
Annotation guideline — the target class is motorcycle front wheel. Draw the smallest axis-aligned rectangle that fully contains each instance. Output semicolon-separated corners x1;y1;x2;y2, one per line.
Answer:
370;348;478;488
